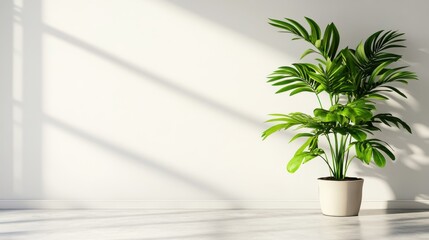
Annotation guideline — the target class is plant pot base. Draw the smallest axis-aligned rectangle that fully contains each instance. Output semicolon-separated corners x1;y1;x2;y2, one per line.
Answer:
318;177;364;217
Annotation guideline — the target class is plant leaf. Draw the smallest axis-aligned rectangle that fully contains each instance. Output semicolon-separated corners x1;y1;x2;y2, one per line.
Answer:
373;149;386;167
287;153;306;173
289;133;314;143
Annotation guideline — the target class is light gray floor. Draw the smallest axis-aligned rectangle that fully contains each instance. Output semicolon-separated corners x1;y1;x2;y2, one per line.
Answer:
0;209;428;239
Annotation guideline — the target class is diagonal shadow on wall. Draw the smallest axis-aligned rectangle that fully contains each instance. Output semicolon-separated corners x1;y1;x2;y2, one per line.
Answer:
44;114;240;202
43;25;265;129
2;0;275;208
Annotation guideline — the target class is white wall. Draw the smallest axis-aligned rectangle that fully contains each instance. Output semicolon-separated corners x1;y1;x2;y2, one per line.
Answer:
1;0;429;209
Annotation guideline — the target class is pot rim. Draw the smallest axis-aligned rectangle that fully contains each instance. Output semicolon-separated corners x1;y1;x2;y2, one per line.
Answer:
318;177;364;182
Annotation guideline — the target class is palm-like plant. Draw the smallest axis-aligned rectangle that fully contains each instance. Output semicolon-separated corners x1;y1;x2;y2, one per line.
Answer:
263;17;417;180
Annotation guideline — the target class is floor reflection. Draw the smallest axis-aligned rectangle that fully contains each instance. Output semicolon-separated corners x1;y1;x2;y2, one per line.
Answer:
0;210;428;239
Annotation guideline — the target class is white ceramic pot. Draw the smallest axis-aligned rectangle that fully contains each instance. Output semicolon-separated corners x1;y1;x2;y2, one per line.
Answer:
318;177;364;216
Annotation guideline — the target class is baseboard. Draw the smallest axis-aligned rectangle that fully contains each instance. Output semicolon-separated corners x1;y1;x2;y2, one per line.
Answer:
0;200;429;209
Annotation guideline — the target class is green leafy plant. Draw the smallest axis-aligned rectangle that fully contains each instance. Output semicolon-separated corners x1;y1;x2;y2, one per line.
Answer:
262;17;417;179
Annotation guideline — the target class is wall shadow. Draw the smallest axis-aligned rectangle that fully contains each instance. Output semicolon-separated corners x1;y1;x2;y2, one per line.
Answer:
164;0;316;58
2;0;277;208
21;0;44;199
44;115;240;202
0;0;14;197
0;0;44;199
355;41;429;209
43;25;265;129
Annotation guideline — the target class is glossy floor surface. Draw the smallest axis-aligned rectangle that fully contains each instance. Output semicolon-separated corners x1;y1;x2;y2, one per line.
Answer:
0;209;428;239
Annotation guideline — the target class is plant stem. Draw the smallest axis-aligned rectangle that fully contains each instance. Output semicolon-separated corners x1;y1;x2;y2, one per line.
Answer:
333;133;340;179
339;134;345;179
344;135;351;176
320;155;334;176
344;155;356;176
325;134;336;176
316;94;323;109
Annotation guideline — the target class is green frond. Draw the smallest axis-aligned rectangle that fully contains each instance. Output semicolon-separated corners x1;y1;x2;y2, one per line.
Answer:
265;17;417;178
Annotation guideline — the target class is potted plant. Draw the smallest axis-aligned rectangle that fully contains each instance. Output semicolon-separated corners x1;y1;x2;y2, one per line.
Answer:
262;17;417;216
